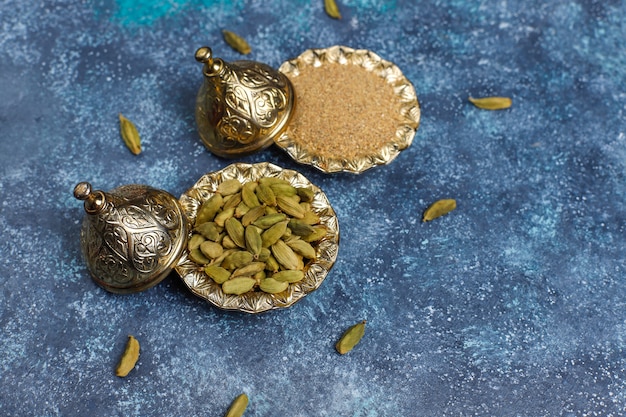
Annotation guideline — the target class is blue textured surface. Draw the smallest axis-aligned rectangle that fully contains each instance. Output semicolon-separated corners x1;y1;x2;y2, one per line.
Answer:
2;0;626;415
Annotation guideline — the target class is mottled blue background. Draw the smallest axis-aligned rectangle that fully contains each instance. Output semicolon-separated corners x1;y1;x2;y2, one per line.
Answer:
1;0;626;415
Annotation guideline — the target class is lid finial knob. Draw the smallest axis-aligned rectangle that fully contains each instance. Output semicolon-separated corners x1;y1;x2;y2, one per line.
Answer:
74;182;106;215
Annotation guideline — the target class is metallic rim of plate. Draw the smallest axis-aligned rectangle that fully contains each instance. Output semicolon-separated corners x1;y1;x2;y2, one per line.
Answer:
175;162;340;313
276;45;421;174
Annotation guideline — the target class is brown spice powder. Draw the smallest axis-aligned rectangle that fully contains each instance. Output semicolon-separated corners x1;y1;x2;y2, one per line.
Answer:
285;62;404;160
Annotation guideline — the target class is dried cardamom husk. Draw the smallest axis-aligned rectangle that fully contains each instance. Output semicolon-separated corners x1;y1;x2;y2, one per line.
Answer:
224;393;249;417
468;96;512;110
324;0;342;19
335;320;366;355
222;30;251;55
118;113;142;155
115;335;140;377
423;199;457;222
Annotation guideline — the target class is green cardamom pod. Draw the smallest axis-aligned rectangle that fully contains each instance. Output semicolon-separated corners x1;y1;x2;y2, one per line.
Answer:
245;225;263;256
222;277;256;295
422;199;456;222
221;250;254;270
296;187;315;202
259;277;289;294
235;201;250;218
324;0;342;19
302;225;328;243
242;205;266;227
270;183;297;197
217;178;242;195
188;234;205;251
194;221;222;242
255;183;276;206
195;194;223;225
259;177;291;187
288;219;315;236
189;248;211;265
265;254;280;273
257;247;271;262
225;217;246;248
301;210;321;225
200;240;224;259
241;181;260;208
223;192;242;210
271;239;301;271
214;206;235;227
222;30;252;55
276;195;305;219
115;335;140;377
118;114;142;155
286;239;316;260
253;213;287;229
224;393;249;417
204;265;231;284
271;269;304;283
231;261;266;278
335;320;366;354
468;96;512;110
261;220;289;248
221;235;238;250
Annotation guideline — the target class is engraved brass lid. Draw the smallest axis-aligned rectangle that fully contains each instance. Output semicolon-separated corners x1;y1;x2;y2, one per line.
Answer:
194;47;295;158
73;182;190;294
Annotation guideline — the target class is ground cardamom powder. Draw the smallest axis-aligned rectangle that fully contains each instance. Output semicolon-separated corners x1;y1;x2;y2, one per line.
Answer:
285;62;404;160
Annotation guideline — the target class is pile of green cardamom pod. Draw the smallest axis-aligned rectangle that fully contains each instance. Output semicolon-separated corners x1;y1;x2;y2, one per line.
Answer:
187;177;327;295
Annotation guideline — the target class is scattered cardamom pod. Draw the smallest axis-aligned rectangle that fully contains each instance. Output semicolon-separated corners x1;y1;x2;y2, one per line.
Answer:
324;0;342;19
423;199;457;222
115;335;140;377
468;96;512;110
222;29;251;55
224;393;248;417
335;320;366;355
118;113;142;155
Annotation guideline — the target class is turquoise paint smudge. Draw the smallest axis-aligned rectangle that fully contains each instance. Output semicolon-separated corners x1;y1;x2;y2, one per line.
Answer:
111;0;243;26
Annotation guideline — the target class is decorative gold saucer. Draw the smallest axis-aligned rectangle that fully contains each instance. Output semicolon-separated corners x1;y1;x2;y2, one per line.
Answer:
276;45;420;174
175;162;339;313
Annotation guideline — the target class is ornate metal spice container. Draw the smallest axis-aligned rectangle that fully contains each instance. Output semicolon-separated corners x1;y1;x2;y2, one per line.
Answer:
74;163;339;313
194;45;421;174
194;47;295;158
73;182;189;294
